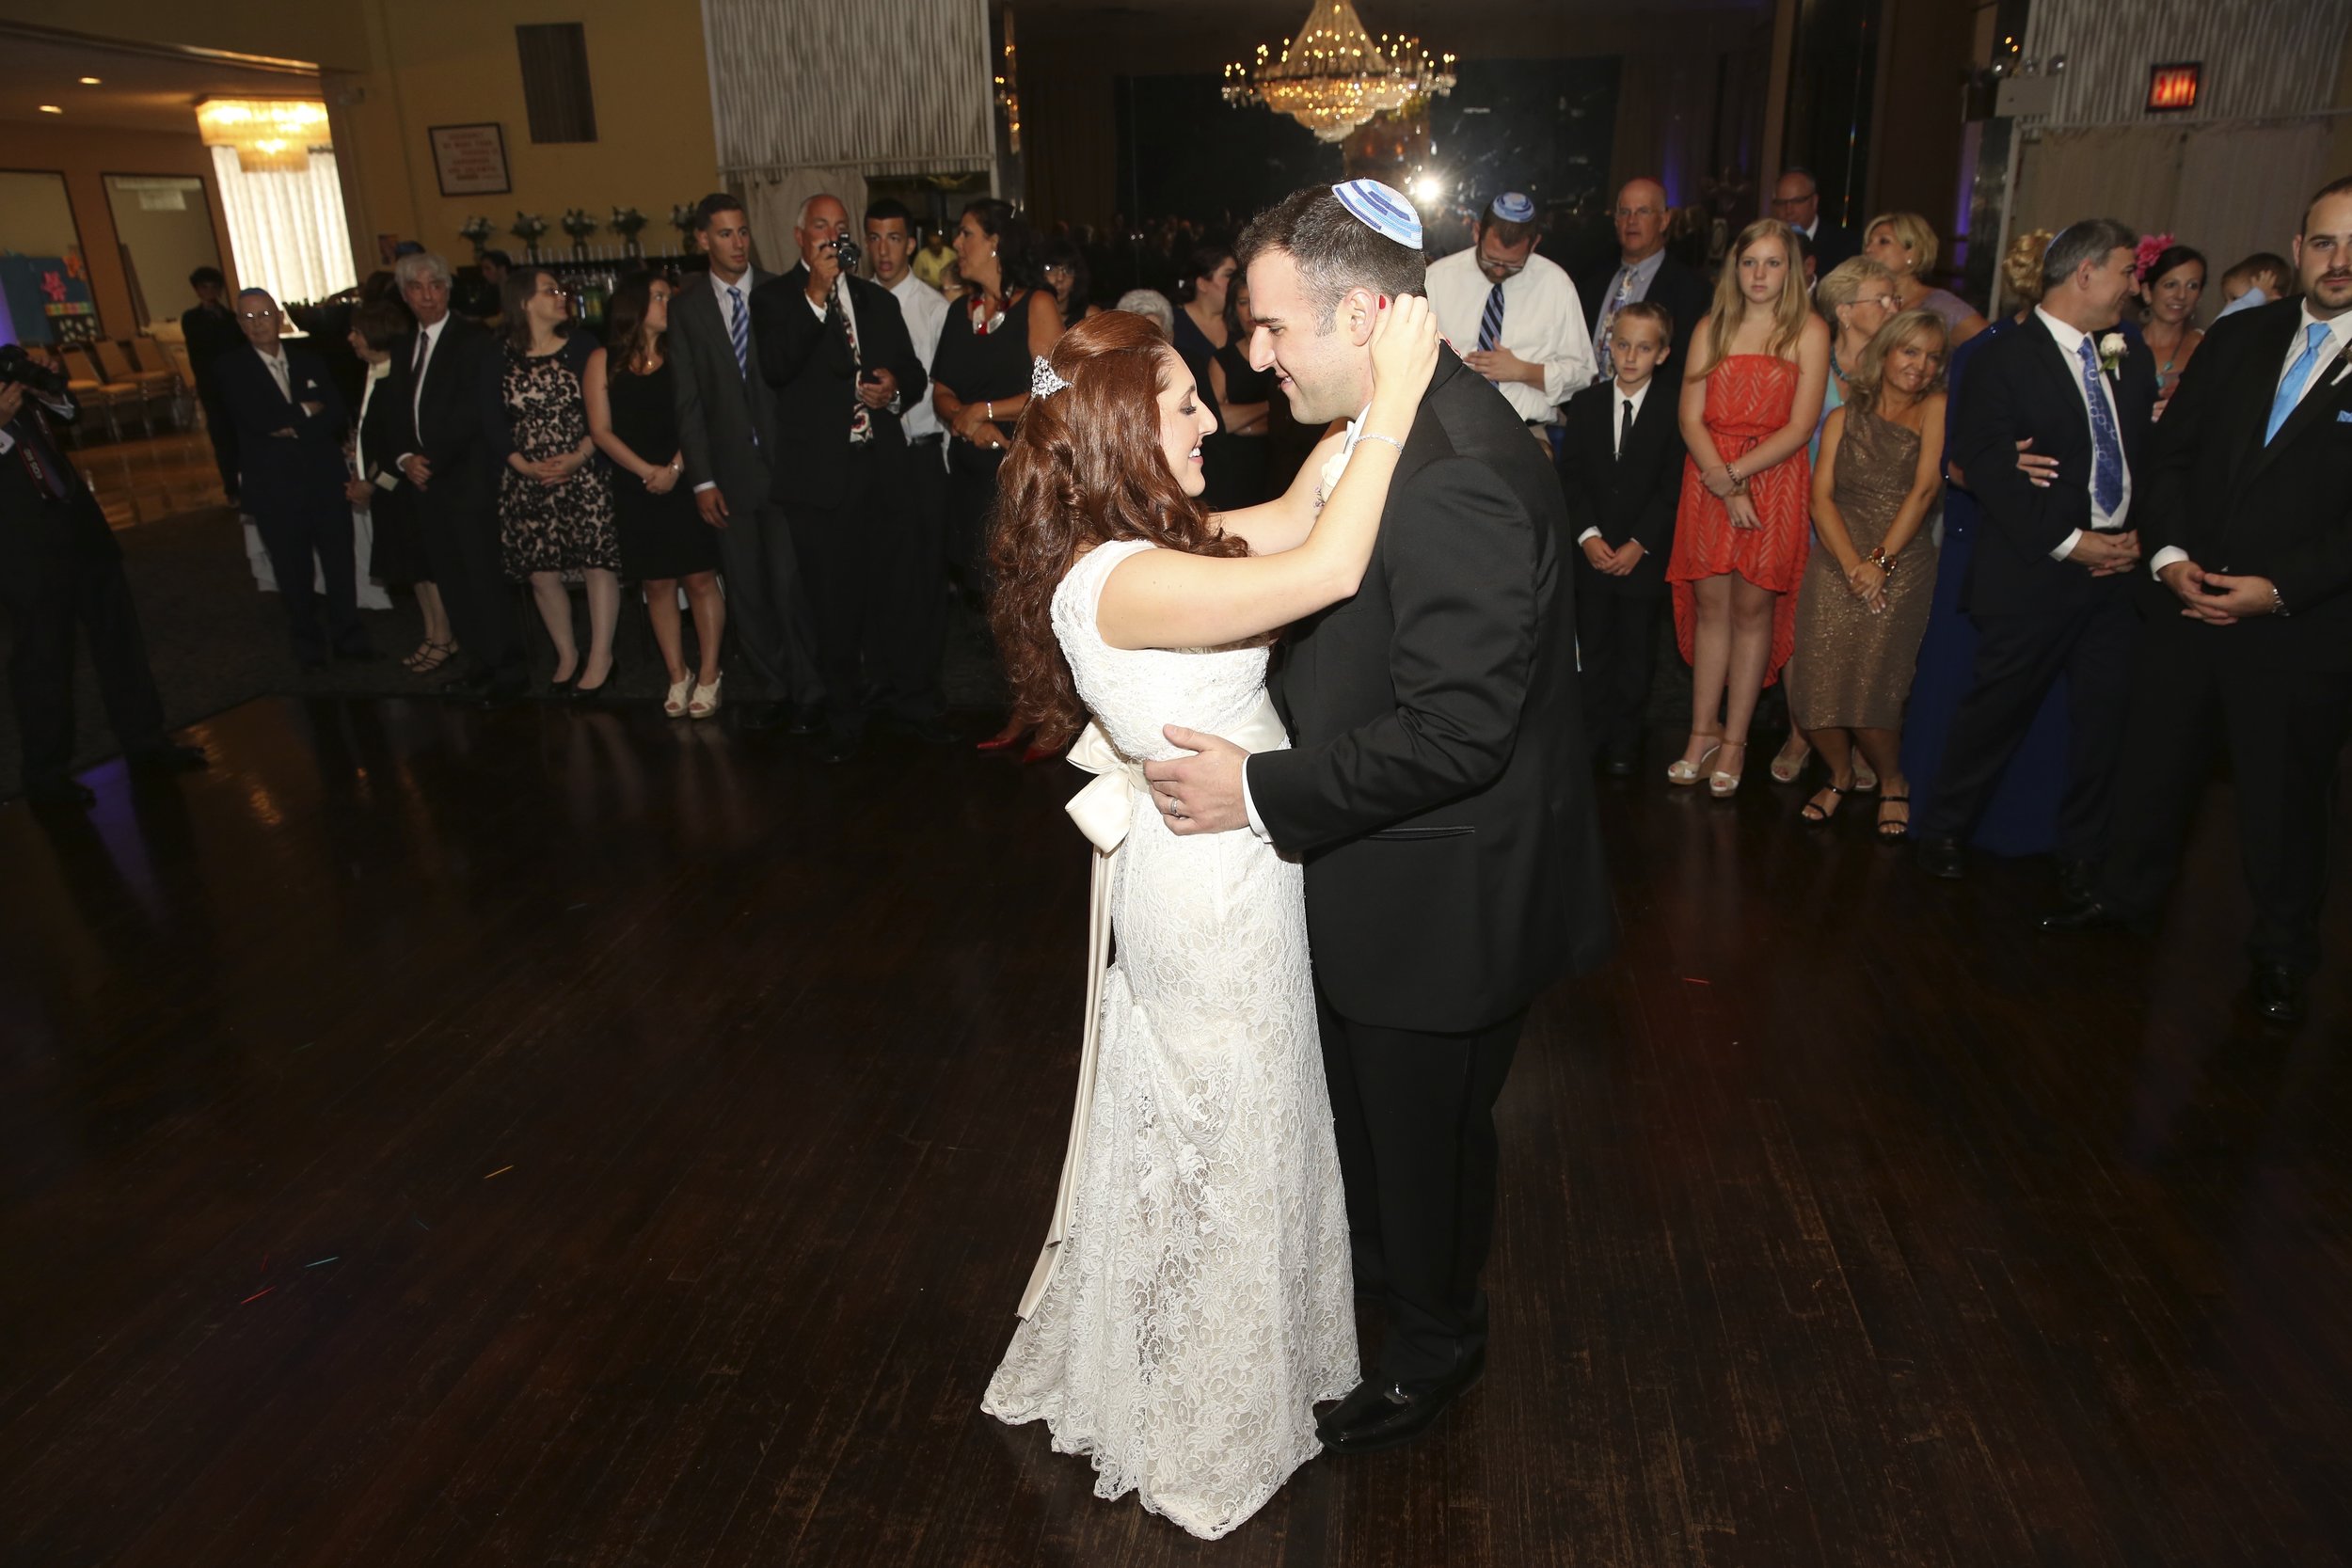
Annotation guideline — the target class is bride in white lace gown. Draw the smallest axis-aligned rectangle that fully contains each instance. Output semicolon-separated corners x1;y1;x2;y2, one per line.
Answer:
979;298;1438;1538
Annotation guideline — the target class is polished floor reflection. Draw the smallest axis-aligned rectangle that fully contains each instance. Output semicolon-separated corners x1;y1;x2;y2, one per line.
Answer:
1;697;2346;1566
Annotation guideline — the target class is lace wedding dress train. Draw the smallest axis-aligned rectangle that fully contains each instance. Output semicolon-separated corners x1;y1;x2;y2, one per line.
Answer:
982;539;1358;1541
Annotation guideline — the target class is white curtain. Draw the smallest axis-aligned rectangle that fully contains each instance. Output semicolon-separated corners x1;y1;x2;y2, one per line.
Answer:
742;166;869;277
211;145;359;307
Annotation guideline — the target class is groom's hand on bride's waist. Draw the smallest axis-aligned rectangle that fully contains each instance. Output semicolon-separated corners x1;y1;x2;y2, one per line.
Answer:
1144;727;1250;836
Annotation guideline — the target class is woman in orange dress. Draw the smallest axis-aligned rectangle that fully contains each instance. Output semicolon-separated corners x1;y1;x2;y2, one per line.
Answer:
1666;218;1830;795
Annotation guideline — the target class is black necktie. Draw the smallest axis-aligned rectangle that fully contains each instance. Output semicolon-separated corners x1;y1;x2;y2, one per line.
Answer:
1618;397;1633;461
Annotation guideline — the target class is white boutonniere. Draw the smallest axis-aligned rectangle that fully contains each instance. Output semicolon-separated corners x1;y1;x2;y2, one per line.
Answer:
1315;444;1353;513
2097;332;2126;378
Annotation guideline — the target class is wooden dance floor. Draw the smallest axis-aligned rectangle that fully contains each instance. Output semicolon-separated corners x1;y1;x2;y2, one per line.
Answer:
2;696;2346;1566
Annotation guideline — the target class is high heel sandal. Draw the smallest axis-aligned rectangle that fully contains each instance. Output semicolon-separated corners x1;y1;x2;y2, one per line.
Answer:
1800;782;1848;826
405;639;457;676
1874;792;1911;842
1708;740;1748;798
662;674;693;719
1852;759;1880;793
688;673;723;720
1770;734;1811;784
1666;734;1723;786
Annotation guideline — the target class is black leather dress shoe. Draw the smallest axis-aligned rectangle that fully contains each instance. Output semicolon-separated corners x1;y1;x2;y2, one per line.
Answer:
130;743;209;774
1913;835;1967;879
2056;858;2098;903
23;776;95;808
786;705;824;736
735;702;787;731
1316;1344;1485;1455
811;732;860;765
2253;963;2306;1026
1601;747;1637;779
2041;896;2124;933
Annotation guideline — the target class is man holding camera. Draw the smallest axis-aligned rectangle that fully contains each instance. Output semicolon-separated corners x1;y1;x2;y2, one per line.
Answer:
749;193;928;763
0;356;204;806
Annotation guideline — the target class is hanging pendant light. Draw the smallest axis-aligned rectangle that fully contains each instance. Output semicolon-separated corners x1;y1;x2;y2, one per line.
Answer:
1222;0;1456;144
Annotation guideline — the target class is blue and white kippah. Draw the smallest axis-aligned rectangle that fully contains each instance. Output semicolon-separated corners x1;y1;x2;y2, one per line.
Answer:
1332;180;1423;249
1489;191;1535;224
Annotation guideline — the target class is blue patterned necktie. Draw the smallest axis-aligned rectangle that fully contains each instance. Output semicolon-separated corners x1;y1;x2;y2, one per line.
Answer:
2074;337;2124;516
2266;321;2332;444
1477;280;1504;353
727;284;750;379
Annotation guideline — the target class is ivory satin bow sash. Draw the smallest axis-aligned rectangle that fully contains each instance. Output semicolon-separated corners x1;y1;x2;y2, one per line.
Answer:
1015;690;1289;1319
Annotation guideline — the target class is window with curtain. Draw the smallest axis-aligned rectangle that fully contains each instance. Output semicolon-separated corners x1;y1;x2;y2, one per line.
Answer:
210;144;358;307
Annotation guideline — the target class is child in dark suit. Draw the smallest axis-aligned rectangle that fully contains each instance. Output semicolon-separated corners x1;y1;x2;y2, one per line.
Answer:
1561;301;1681;774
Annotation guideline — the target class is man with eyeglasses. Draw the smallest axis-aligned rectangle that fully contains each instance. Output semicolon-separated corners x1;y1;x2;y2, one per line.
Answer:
213;288;373;670
1425;190;1596;451
1574;178;1711;380
1771;168;1858;273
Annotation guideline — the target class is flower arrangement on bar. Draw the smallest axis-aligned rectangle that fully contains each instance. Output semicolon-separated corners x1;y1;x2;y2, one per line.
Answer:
510;211;548;262
561;208;600;258
670;203;700;249
458;214;496;261
611;205;648;258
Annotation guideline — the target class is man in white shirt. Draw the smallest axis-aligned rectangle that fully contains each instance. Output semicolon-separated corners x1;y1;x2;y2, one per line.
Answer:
865;197;955;738
1424;192;1594;451
1915;218;2153;888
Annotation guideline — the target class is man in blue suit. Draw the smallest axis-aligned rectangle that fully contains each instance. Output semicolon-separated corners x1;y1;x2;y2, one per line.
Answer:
215;289;373;668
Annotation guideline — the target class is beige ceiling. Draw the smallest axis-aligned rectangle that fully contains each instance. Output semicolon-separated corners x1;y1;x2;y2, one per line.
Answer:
0;29;318;136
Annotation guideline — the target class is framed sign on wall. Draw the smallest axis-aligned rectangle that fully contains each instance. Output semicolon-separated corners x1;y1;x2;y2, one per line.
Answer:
429;124;512;197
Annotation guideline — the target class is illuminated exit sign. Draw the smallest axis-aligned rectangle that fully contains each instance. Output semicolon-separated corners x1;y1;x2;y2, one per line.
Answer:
2147;63;2201;113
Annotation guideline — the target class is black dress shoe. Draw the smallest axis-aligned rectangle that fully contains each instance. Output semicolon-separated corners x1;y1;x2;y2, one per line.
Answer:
2041;896;2124;933
785;705;824;736
456;681;529;710
1316;1344;1486;1456
130;743;208;774
23;776;96;808
1913;835;1967;879
811;731;860;765
2056;857;2099;903
735;701;787;731
1601;747;1637;778
2252;963;2306;1026
887;714;961;746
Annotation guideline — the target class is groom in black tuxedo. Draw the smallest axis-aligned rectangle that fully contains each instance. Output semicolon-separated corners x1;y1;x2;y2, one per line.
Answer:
1145;183;1613;1453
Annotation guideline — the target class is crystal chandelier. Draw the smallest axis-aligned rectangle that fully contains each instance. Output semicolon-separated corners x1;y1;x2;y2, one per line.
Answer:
1222;0;1457;144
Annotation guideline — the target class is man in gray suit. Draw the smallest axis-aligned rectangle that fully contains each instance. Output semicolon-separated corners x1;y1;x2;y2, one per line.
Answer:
671;192;823;728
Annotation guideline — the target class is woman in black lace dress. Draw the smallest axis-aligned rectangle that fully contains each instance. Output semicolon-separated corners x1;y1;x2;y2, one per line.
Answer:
498;267;620;696
587;274;724;718
930;198;1065;755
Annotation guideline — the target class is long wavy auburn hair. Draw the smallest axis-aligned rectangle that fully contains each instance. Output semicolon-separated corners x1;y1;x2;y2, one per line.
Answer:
988;309;1248;741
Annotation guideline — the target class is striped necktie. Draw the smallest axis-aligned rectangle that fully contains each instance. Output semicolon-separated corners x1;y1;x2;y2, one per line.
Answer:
727;284;750;378
1477;280;1505;353
1596;267;1634;376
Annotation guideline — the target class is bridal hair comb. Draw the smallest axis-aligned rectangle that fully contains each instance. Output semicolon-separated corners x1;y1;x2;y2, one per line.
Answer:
1031;356;1073;400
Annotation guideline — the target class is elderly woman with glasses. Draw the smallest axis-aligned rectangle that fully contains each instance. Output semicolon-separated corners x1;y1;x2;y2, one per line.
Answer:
497;265;621;697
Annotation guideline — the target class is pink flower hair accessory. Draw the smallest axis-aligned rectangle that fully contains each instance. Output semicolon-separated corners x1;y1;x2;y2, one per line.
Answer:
2134;232;2177;283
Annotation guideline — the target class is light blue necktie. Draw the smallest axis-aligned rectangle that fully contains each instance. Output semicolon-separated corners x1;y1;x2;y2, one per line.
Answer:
2265;321;2332;444
727;284;750;379
1477;281;1504;353
2074;337;2124;516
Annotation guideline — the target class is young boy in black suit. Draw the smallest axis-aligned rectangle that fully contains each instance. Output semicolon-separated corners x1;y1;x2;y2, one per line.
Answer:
1560;300;1680;775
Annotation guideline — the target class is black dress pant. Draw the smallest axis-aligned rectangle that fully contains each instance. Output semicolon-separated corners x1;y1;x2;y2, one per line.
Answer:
945;441;1006;601
1575;564;1664;763
1;490;168;788
713;494;823;708
1915;588;2137;863
198;379;240;500
877;436;948;722
418;490;523;687
1318;987;1527;1386
251;500;366;662
2099;615;2352;975
788;442;916;737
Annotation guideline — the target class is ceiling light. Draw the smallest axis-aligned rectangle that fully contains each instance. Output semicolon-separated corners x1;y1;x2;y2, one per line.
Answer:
39;104;62;114
1410;173;1443;204
80;76;102;86
196;98;331;172
1223;0;1456;144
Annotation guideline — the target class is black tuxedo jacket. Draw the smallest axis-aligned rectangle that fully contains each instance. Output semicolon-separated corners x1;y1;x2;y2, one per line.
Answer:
1248;350;1613;1032
1558;376;1680;594
214;344;349;517
749;265;927;508
1807;222;1860;275
1950;312;2157;617
2137;299;2352;669
1574;251;1710;369
0;395;91;522
385;314;509;524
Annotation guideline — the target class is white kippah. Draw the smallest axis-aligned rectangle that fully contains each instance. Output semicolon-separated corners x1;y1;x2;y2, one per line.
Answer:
1332;180;1423;249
